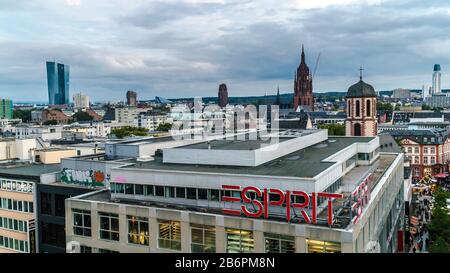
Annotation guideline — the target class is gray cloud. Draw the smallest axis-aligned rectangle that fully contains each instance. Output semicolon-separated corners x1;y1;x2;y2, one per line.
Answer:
1;0;450;102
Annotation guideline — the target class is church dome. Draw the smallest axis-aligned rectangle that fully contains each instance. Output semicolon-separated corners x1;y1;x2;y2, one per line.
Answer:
346;80;377;98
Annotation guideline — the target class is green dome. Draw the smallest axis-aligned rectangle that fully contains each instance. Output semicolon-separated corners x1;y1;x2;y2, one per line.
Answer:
346;80;377;98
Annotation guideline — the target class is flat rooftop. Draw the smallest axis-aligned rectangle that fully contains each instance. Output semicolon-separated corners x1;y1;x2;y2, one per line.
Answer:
0;163;61;177
123;136;375;178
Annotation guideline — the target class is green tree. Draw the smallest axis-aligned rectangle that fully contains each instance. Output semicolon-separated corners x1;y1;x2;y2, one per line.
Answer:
43;120;57;125
156;122;172;132
428;186;450;253
111;126;148;139
422;104;432;110
13;109;34;122
72;111;94;122
318;123;345;136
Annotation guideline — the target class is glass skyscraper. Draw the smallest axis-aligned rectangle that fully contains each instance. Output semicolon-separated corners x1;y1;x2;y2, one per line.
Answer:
0;98;13;119
46;61;70;105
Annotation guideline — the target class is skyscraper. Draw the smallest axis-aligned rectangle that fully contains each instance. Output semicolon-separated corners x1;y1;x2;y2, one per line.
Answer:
73;92;90;109
0;98;13;119
432;64;441;94
293;45;314;111
126;90;137;106
46;61;70;105
218;83;228;108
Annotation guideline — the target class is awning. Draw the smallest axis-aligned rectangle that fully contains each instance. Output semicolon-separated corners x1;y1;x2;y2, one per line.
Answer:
434;173;448;179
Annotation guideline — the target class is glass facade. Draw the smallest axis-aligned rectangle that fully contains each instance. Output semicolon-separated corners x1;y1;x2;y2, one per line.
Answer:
127;215;149;246
46;61;70;105
307;239;341;253
191;224;216;253
158;220;181;251
264;233;295;253
226;228;254;253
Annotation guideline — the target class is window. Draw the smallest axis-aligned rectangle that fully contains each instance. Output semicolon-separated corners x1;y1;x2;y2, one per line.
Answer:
155;186;164;197
40;192;52;215
414;156;419;164
366;99;371;116
135;184;144;195
198;189;207;200
407;147;412;153
99;212;119;241
186;188;197;200
347;101;351;116
414;147;419;154
226;228;254;253
127;215;149;246
424;157;428;164
431;147;436;154
125;184;134;194
355;100;360;117
158;220;181;251
80;246;92;253
73;209;92;237
175;187;186;198
55;194;68;217
265;233;295;253
191;224;216;253
209;189;220;201
165;187;175;198
144;185;154;196
307;239;341;253
431;156;436;164
41;223;66;248
424;147;428;154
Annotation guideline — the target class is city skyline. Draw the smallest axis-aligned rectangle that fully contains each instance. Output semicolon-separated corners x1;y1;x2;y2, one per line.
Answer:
1;0;450;102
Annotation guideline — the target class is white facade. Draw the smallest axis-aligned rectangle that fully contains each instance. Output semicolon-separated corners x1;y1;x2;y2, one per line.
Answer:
0;138;36;160
134;114;173;131
73;92;90;109
432;70;442;94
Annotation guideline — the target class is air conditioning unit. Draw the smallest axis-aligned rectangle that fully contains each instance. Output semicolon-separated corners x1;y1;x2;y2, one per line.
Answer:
136;155;152;162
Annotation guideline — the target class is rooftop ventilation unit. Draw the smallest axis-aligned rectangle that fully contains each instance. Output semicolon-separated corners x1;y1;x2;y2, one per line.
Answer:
136;155;152;162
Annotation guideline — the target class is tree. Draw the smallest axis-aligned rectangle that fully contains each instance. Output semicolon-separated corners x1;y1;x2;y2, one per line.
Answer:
156;122;172;132
422;104;432;111
428;186;450;253
13;109;33;122
43;120;57;125
72;111;94;122
111;126;148;139
318;123;345;136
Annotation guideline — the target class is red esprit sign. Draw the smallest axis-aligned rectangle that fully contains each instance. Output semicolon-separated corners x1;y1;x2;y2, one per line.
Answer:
351;174;372;224
221;185;344;225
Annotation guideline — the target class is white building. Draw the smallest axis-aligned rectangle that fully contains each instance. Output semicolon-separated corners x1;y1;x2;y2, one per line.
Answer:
432;64;442;94
422;85;431;99
73;92;90;109
134;114;173;131
0;138;36;161
65;129;407;253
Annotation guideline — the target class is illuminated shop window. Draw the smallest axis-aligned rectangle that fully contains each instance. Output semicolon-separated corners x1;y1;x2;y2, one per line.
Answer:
99;212;119;241
158;220;181;251
191;224;215;253
127;215;149;246
306;239;341;253
264;233;295;253
73;209;92;237
226;228;254;253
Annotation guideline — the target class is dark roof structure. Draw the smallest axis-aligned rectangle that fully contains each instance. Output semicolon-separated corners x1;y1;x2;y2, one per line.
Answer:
346;80;377;98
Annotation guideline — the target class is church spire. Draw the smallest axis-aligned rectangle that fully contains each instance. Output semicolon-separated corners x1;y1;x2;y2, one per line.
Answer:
301;44;305;64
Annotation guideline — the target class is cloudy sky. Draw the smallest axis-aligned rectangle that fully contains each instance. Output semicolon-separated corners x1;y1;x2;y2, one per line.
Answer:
1;0;450;102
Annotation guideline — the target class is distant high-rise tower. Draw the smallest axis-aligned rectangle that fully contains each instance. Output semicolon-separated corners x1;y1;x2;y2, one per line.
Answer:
0;98;13;119
293;45;314;111
422;84;431;99
218;83;228;108
73;92;90;109
432;64;442;94
345;68;377;137
46;61;70;105
126;90;137;106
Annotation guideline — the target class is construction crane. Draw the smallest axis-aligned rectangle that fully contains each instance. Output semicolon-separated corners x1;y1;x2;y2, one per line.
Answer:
312;52;321;80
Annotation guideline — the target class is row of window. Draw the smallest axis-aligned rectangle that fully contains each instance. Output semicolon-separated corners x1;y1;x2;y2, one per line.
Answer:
0;217;28;233
0;198;34;213
0;236;29;253
72;209;340;253
406;146;436;154
347;99;374;117
0;179;33;193
406;156;437;165
111;183;310;205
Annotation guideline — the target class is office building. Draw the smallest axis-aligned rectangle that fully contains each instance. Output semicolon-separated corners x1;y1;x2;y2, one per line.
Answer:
46;61;70;105
0;99;13;119
66;129;406;253
432;64;442;94
73;93;90;109
127;91;137;107
392;89;411;100
218;84;228;108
